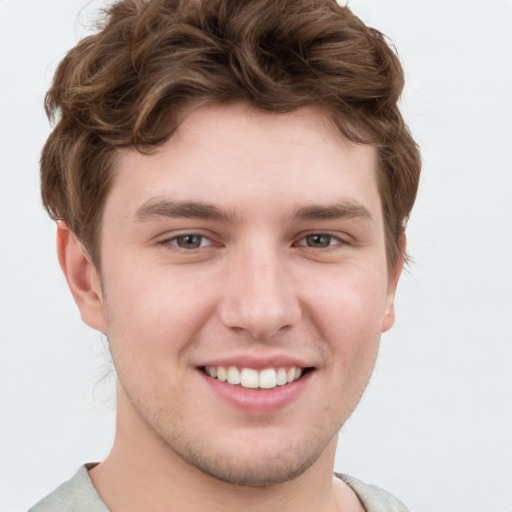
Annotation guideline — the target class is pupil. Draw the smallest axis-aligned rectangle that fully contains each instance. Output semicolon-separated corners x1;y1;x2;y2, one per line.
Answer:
179;235;201;248
307;234;330;247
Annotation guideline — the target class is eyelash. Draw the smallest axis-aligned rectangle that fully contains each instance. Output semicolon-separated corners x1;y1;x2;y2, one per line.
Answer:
159;234;216;250
294;233;346;249
158;232;347;251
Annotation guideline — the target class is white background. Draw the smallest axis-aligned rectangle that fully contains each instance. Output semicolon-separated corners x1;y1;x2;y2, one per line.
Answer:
1;1;511;511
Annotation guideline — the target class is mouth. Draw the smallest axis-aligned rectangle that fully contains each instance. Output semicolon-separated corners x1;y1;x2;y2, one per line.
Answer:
200;365;312;390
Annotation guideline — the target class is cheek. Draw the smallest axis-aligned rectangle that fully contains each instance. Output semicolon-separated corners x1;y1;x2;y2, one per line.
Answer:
308;264;389;328
101;263;218;361
306;266;388;364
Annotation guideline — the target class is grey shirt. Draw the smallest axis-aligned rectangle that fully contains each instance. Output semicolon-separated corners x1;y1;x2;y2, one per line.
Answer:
29;464;411;512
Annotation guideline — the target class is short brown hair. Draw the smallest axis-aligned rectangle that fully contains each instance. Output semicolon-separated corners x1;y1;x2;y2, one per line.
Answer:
41;0;421;270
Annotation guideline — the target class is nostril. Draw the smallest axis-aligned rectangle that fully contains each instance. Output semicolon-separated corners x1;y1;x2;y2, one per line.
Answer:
216;263;302;338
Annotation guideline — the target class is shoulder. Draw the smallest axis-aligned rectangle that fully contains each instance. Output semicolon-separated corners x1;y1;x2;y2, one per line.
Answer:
336;473;411;512
28;465;108;512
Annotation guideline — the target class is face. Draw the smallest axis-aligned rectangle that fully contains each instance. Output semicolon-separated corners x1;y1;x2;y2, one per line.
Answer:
84;103;399;486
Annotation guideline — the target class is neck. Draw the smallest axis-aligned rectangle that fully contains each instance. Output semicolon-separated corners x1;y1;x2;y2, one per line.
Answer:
89;394;363;512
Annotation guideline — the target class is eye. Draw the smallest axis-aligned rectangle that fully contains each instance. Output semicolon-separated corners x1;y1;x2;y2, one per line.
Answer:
166;234;212;249
296;233;342;248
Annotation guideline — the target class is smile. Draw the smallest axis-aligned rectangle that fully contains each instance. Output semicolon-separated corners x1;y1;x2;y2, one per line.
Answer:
202;366;307;389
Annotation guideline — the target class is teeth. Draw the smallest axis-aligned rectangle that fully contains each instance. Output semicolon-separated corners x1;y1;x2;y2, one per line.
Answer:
227;366;241;385
204;365;305;389
240;368;259;388
217;366;227;382
276;368;287;386
259;368;277;389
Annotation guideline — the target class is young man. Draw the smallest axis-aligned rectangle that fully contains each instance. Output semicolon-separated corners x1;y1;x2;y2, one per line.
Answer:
31;0;420;510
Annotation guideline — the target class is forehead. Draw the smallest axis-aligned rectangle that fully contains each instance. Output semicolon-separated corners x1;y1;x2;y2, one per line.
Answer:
109;103;380;221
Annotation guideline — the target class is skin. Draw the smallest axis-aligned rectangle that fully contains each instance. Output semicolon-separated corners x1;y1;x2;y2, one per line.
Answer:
58;102;402;512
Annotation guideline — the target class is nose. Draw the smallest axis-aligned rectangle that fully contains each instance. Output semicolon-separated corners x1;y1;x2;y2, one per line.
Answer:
217;247;302;339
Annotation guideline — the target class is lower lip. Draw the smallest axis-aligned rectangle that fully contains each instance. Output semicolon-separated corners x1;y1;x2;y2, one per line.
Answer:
198;370;313;415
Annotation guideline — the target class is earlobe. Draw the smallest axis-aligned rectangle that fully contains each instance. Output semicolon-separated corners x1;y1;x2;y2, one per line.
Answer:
381;235;406;333
56;222;107;333
381;304;396;333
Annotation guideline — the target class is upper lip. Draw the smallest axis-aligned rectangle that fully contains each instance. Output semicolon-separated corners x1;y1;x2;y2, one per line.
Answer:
197;354;314;370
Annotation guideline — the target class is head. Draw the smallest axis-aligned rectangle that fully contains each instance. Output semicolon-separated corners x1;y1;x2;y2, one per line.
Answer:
41;0;420;273
41;0;421;489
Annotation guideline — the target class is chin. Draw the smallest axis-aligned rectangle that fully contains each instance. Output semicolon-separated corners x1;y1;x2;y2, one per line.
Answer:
177;444;321;487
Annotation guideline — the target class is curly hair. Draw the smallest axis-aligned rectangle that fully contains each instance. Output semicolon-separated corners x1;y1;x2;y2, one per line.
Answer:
41;0;421;270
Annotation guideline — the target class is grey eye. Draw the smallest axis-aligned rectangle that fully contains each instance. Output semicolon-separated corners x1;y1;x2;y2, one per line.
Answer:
175;235;203;249
305;234;333;248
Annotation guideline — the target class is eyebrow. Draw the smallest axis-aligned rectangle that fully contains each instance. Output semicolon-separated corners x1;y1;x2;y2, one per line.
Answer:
293;202;373;222
134;198;373;224
134;199;237;222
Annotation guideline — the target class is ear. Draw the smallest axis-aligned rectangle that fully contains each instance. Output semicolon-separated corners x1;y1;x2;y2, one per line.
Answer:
56;222;107;333
381;235;406;333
